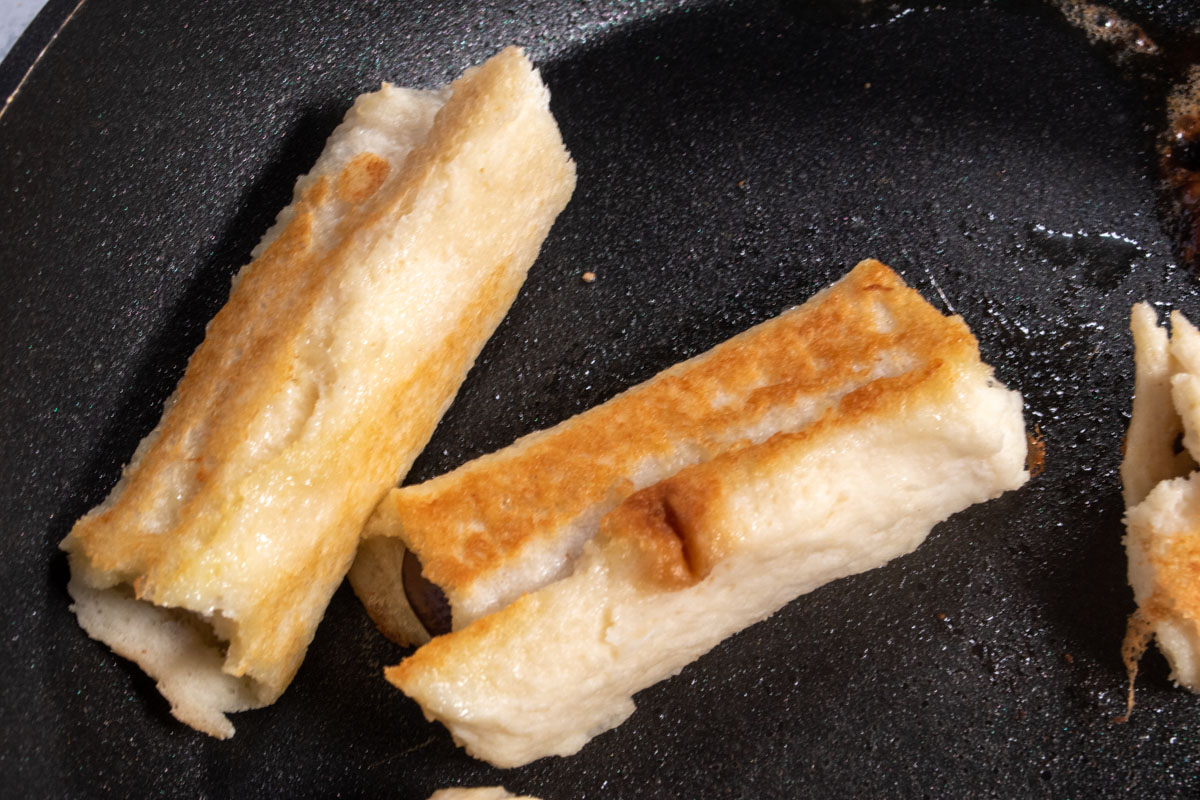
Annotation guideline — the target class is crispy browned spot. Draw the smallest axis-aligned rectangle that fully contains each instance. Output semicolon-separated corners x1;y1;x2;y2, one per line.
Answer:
337;152;391;205
1026;425;1045;478
1153;532;1200;637
599;482;709;590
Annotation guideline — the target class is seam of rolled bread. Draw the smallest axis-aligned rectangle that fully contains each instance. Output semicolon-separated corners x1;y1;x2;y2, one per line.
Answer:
1121;303;1200;700
60;47;575;738
368;260;1028;766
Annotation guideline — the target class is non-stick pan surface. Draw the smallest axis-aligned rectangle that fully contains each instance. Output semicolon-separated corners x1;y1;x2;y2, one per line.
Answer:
4;0;1200;796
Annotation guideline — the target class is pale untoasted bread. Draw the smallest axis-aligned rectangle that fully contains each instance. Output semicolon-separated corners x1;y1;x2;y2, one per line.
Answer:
1120;304;1200;710
365;260;1028;766
61;47;575;738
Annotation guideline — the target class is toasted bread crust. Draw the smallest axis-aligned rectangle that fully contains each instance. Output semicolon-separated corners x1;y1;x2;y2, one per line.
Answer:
62;47;575;735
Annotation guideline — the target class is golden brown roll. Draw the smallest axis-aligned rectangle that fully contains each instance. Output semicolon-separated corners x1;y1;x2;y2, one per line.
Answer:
61;47;575;738
359;260;1029;766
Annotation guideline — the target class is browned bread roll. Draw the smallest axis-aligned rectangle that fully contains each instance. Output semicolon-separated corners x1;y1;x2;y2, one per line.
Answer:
60;47;575;738
356;259;1029;766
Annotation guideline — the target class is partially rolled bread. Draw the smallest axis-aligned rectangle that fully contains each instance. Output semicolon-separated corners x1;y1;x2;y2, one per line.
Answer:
61;47;575;738
359;260;1029;766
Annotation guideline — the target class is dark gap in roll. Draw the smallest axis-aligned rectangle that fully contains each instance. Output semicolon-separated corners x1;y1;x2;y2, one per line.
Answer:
402;548;452;637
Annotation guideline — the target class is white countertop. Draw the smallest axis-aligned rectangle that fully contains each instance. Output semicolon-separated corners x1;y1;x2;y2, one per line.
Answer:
0;0;48;62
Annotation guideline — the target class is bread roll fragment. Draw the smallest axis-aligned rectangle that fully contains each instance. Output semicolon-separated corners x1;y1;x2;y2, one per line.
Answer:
1120;303;1200;712
361;260;1028;766
427;789;539;800
61;47;575;738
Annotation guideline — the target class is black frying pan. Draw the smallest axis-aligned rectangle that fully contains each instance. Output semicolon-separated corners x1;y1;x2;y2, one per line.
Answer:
3;0;1200;796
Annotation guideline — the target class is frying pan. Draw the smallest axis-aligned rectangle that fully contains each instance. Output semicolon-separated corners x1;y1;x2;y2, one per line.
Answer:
3;0;1200;795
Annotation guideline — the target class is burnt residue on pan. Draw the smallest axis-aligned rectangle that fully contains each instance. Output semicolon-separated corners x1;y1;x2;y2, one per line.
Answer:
1163;72;1200;266
1054;1;1200;269
781;0;1200;269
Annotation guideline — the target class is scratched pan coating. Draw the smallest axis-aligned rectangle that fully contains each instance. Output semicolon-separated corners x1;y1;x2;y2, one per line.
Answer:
2;0;1200;796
